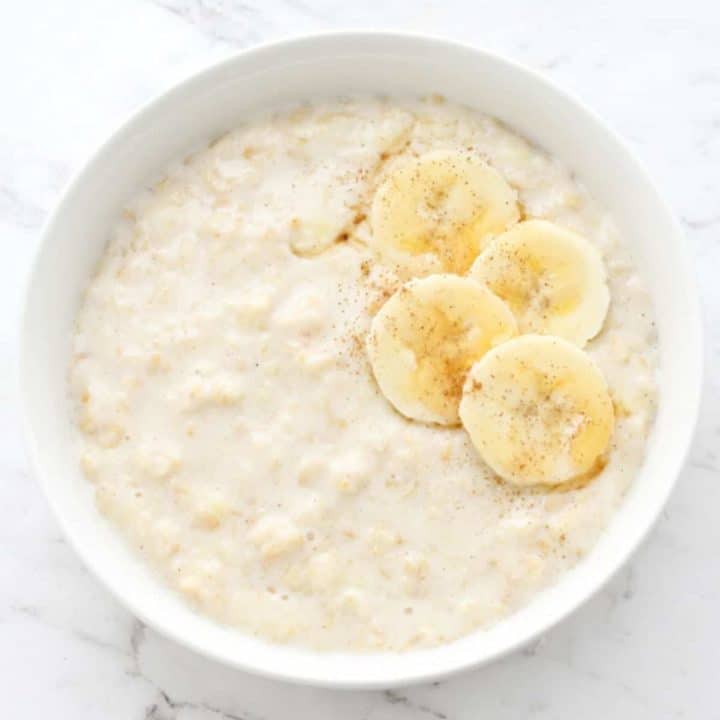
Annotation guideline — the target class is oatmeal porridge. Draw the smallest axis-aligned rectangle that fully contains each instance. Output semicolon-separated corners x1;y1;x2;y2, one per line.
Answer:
70;97;657;651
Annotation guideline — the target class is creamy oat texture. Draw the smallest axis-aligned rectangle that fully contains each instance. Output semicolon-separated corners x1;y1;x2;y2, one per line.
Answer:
71;97;657;651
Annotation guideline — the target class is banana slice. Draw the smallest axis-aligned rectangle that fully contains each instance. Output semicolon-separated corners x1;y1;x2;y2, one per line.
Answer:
367;274;517;425
370;150;520;275
470;219;609;347
459;335;614;487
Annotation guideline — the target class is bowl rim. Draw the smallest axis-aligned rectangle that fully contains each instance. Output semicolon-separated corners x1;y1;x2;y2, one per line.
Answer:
20;30;703;689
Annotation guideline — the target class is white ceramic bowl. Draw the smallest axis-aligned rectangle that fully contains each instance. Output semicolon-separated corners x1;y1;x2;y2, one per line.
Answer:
21;32;702;689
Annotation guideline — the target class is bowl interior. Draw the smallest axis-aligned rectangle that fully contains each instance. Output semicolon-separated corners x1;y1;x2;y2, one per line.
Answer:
22;33;701;688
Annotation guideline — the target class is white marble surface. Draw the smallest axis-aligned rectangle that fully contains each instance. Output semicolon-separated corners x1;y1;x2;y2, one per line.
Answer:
2;1;719;717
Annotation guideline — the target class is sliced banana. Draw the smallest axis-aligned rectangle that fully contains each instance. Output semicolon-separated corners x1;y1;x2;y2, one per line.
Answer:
370;150;520;275
459;335;614;487
470;219;609;347
367;274;517;425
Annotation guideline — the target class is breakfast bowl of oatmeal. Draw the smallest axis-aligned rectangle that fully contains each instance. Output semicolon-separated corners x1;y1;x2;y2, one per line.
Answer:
21;33;702;687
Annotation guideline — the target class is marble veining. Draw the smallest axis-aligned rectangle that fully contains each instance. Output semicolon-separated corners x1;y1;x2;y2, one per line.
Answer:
2;1;719;718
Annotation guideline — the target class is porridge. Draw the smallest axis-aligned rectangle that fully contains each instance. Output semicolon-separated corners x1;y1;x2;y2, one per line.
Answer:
70;97;657;651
